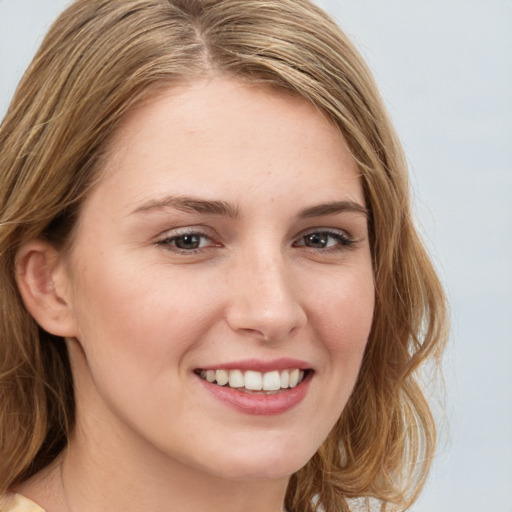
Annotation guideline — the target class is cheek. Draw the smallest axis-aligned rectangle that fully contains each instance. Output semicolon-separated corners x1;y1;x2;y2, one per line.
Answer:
66;258;226;431
309;267;375;352
292;268;374;455
67;254;223;375
307;266;374;408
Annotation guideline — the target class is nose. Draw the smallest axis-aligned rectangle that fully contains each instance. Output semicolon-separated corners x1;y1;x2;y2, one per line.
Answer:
225;249;307;342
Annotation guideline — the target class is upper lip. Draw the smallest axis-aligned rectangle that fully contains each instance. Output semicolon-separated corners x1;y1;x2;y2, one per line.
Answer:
197;358;312;373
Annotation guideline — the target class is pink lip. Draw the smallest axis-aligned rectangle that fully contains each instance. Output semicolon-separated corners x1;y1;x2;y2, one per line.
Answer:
199;358;311;372
197;370;312;416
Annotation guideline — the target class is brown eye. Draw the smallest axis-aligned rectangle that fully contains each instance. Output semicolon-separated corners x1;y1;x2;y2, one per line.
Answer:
173;234;202;250
295;230;355;251
304;233;329;248
158;232;212;252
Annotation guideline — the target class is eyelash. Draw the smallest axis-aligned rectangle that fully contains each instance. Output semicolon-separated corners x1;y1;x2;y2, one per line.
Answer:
156;229;216;255
155;228;356;255
293;229;356;253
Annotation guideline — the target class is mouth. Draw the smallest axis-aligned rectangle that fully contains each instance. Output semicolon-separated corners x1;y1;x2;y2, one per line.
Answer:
194;368;310;394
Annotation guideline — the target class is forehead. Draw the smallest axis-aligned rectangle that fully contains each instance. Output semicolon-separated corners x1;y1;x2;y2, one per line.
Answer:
84;77;364;217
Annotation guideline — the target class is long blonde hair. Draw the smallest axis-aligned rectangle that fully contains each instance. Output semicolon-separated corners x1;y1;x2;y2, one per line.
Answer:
0;1;448;510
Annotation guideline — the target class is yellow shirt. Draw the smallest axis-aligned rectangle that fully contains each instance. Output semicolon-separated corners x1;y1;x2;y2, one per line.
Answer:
0;494;45;512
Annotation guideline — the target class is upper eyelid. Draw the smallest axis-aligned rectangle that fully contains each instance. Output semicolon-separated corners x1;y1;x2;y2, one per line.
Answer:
300;227;349;234
156;226;214;239
295;226;353;239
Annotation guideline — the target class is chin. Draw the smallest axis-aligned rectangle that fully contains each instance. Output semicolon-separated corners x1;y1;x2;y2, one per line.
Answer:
202;439;314;482
214;461;304;482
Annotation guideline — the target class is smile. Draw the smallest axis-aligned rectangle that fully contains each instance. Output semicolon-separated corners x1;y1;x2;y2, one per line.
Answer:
196;369;307;393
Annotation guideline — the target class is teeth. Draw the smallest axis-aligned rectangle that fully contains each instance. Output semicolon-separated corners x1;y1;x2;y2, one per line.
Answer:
244;370;263;391
216;369;229;386
199;368;307;391
262;370;281;391
280;369;290;388
228;369;244;388
289;369;300;388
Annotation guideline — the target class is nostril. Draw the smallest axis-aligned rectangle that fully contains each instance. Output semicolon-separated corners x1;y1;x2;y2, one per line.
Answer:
226;300;307;343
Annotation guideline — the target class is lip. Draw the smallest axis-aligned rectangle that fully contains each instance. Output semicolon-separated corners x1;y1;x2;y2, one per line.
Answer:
198;357;311;373
196;367;312;416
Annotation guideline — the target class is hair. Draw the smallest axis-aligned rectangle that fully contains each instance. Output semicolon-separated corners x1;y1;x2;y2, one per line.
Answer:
0;1;448;510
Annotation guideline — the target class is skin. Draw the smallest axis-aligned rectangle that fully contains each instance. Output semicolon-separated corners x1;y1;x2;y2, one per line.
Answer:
15;77;375;512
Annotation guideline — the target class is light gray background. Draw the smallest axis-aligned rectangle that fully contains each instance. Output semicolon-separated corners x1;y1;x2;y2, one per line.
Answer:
1;1;511;511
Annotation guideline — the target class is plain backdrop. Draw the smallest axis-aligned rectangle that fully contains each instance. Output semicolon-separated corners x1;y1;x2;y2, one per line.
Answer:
1;1;511;511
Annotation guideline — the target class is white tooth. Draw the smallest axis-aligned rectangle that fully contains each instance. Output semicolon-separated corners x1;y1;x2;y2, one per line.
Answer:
289;369;299;388
216;369;229;386
244;371;263;391
200;370;206;379
298;370;305;383
280;369;290;388
206;370;216;383
263;370;281;391
228;369;244;388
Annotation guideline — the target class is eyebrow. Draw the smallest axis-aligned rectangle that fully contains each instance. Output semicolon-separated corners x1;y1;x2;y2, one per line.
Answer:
131;195;367;220
131;195;240;218
298;200;368;219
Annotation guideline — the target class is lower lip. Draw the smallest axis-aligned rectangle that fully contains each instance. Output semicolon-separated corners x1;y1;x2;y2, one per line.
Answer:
198;374;311;415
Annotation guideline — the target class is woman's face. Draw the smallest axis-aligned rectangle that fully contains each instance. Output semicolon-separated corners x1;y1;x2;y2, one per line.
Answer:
62;77;374;481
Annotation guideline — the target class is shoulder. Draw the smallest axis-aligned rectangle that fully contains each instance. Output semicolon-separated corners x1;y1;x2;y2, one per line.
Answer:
0;493;46;512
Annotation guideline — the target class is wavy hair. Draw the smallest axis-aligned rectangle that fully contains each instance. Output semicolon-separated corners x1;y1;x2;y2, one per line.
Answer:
0;1;448;510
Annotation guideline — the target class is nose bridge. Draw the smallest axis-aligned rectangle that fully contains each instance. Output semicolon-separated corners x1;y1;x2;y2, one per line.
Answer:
226;244;306;340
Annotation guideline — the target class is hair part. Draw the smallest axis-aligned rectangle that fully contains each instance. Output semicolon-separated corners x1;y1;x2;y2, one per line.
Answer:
0;1;448;510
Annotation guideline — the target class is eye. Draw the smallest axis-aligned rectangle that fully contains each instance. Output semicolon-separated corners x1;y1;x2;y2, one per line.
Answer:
171;233;207;250
157;230;215;252
294;229;355;251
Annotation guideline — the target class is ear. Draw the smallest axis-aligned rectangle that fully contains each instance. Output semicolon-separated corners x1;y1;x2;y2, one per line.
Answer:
15;239;78;338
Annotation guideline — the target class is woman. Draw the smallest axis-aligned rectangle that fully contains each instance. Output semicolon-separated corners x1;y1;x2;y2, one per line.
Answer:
0;1;448;511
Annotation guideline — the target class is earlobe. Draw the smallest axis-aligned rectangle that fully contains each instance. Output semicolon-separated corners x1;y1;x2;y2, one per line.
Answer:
15;240;78;338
